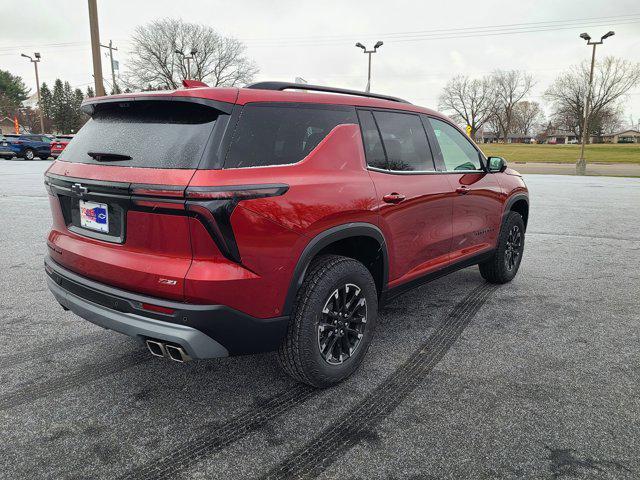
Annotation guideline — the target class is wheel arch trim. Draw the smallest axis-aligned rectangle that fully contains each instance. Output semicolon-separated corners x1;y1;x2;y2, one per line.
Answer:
282;222;389;316
504;193;529;228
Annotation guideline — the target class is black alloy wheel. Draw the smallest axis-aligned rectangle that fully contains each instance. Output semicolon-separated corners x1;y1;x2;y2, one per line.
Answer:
317;283;367;365
504;225;522;271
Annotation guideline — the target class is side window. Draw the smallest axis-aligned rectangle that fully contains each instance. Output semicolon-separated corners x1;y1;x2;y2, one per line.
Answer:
373;111;434;172
357;110;386;169
225;104;357;168
429;118;481;171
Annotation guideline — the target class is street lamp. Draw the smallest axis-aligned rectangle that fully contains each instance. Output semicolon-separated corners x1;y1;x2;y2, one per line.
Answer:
21;52;44;134
576;30;615;175
175;48;198;80
355;41;383;93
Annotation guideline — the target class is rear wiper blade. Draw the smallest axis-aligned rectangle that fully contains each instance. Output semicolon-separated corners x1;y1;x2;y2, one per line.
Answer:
87;151;132;162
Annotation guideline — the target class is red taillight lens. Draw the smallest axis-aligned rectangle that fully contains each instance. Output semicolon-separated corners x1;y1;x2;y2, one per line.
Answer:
131;185;186;197
141;303;175;315
185;184;289;200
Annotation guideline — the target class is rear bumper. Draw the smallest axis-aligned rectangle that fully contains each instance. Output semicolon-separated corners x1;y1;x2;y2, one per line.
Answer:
44;256;289;358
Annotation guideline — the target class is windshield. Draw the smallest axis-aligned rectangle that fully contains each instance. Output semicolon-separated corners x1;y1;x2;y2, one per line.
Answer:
59;100;220;169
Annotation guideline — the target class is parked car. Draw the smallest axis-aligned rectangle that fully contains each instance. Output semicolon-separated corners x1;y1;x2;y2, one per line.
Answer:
0;134;18;160
2;133;53;160
51;135;74;158
44;82;528;387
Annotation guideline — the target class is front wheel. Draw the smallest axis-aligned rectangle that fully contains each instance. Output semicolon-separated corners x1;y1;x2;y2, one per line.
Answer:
23;149;35;160
278;255;378;388
479;211;525;283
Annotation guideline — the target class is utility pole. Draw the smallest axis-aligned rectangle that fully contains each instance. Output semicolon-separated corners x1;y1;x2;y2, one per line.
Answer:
576;30;615;175
355;41;383;92
88;0;105;96
175;49;198;80
21;53;44;133
100;40;118;94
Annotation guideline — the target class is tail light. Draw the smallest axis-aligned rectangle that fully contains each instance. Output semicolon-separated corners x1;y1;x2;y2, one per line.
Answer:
129;183;289;263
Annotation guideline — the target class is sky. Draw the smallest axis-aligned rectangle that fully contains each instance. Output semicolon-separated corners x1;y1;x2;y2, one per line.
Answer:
1;0;639;127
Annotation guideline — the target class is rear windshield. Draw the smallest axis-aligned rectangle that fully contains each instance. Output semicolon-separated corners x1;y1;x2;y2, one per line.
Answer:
59;100;220;169
225;103;357;168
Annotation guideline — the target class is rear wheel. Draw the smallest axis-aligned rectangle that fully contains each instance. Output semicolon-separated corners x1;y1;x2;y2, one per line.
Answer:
278;255;378;388
24;149;35;160
479;211;525;283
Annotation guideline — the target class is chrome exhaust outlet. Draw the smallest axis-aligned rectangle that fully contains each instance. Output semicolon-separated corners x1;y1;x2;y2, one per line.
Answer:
165;344;192;363
146;339;167;358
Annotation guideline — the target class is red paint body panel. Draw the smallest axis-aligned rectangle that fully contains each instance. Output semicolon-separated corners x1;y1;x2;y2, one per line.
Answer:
447;173;505;262
369;171;453;287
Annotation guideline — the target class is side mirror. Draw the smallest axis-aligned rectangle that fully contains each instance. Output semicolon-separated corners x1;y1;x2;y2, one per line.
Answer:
487;156;507;173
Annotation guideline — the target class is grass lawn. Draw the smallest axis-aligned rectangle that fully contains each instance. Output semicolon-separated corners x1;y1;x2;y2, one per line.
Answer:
478;143;640;164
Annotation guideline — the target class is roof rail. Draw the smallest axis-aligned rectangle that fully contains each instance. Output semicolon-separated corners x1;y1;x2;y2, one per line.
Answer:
246;81;411;104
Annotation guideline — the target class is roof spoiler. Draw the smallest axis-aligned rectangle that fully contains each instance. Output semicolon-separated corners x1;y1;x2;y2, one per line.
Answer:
182;79;209;88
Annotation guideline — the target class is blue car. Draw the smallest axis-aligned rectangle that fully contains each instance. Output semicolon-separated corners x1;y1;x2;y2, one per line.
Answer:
0;134;53;160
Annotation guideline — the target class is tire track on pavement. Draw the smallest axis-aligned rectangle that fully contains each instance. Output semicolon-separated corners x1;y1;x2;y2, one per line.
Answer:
0;349;150;410
120;384;317;480
0;331;107;370
119;282;497;480
261;282;499;480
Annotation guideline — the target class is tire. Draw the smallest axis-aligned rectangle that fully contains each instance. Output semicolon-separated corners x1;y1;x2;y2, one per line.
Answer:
24;149;35;160
278;254;378;388
479;211;525;283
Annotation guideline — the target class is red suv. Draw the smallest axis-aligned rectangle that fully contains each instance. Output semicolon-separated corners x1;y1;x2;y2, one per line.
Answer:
44;82;528;387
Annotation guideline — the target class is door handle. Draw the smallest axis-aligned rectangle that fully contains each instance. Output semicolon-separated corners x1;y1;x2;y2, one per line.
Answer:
455;186;469;195
383;193;406;204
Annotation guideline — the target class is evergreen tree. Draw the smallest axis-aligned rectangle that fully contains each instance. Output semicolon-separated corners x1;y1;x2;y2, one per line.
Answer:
40;82;53;120
72;88;87;132
51;79;66;133
86;86;95;98
0;69;29;117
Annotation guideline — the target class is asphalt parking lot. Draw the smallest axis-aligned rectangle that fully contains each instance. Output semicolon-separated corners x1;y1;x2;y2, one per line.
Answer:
1;159;639;480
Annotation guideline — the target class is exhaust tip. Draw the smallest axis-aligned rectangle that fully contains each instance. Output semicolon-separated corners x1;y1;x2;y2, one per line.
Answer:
165;344;192;363
146;339;167;358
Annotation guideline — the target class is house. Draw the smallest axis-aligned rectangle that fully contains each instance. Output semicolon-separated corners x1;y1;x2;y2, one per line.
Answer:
476;131;536;144
600;129;640;144
544;130;579;144
0;116;19;135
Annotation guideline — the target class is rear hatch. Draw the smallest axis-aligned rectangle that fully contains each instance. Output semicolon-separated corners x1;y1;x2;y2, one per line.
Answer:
45;96;232;301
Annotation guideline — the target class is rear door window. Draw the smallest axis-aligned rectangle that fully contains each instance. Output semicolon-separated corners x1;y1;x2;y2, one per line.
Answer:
225;104;357;168
59;100;221;169
372;111;434;172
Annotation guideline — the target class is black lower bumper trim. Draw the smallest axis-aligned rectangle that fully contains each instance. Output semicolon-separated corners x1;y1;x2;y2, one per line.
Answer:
44;257;289;355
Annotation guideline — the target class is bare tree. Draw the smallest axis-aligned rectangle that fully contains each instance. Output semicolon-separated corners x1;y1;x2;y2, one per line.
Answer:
124;19;258;90
512;101;544;136
438;75;496;136
490;70;534;142
544;56;640;139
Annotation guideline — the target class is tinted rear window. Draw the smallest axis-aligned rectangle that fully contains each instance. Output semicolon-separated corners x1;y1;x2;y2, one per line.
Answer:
59;101;220;169
225;104;357;169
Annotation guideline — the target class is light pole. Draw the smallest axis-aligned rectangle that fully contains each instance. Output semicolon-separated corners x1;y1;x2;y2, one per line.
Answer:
355;41;383;93
576;30;615;175
175;48;198;80
21;52;44;134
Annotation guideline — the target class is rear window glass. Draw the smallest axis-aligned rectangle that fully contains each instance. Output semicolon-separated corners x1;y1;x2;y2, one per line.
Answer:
59;101;220;169
225;104;357;168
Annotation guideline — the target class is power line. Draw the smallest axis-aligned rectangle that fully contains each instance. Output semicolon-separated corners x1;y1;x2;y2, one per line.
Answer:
243;19;640;47
240;13;640;43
